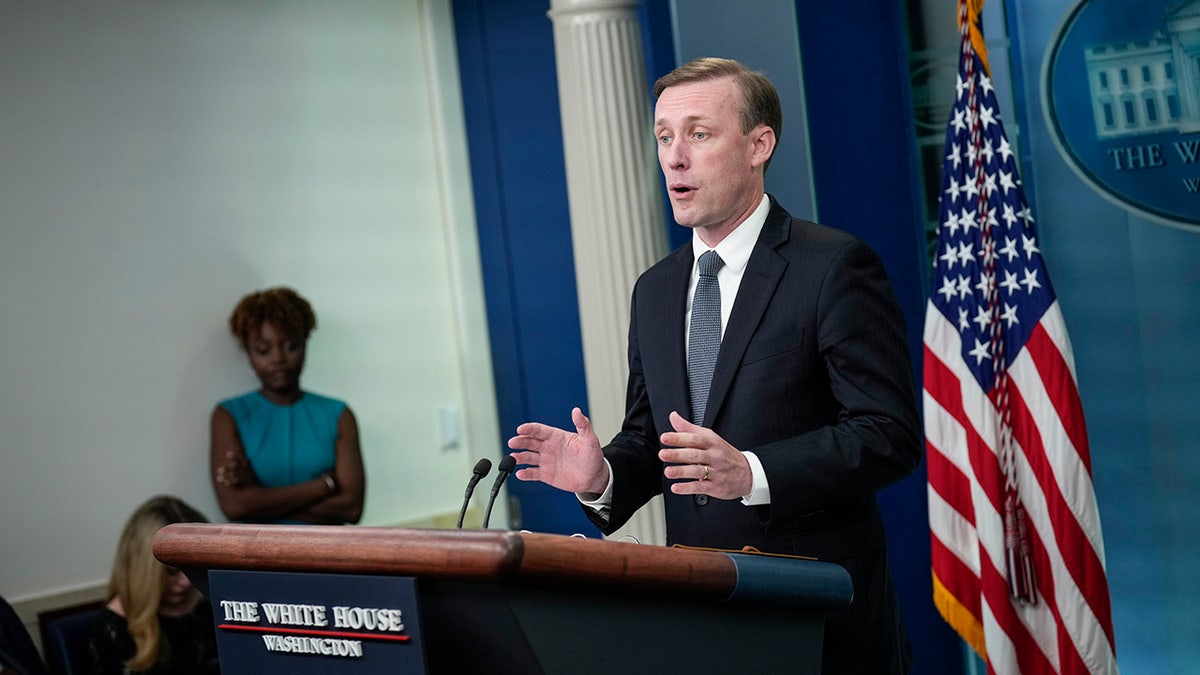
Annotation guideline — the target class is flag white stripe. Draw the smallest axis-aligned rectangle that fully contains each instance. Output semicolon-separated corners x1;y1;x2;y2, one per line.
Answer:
928;480;981;575
1008;325;1108;559
922;386;972;483
1009;340;1116;671
980;598;1020;674
1039;301;1080;382
924;306;1001;460
1008;421;1107;671
928;304;1115;671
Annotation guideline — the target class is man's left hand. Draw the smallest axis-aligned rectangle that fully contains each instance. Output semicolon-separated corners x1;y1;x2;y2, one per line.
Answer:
659;411;752;499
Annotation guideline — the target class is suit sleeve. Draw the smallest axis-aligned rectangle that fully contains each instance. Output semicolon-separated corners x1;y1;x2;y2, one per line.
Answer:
753;238;922;525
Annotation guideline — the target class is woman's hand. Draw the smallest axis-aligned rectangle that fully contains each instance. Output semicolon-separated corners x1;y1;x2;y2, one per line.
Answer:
214;450;252;488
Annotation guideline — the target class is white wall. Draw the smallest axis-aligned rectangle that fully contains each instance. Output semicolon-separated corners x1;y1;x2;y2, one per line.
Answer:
0;0;498;603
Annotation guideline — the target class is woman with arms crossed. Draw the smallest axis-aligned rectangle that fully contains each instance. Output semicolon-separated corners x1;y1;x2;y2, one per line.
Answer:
210;287;365;524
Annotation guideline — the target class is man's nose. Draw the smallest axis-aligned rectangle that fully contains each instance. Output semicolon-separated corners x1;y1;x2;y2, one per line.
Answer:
661;141;687;169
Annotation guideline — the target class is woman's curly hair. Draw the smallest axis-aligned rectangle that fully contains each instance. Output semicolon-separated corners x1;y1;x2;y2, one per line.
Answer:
228;287;316;349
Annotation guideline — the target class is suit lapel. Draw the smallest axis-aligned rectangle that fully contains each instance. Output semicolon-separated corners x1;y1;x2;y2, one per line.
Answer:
667;243;696;417
704;201;791;426
659;244;694;421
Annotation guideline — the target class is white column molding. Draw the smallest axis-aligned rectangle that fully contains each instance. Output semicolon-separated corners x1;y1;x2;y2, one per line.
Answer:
548;0;667;545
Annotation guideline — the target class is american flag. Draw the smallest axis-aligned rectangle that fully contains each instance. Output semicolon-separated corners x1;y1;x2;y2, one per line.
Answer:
922;1;1117;673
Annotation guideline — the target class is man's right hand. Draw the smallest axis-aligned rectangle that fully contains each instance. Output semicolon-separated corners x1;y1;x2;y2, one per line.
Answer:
507;407;608;496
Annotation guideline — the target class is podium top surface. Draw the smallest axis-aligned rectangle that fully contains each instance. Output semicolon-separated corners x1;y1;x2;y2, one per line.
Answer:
154;524;851;611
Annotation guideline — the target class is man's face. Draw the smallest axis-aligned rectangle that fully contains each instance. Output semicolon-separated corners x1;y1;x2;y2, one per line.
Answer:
654;76;769;239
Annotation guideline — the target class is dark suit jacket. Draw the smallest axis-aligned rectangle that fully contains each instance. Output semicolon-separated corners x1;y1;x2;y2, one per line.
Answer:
0;596;47;675
587;197;921;673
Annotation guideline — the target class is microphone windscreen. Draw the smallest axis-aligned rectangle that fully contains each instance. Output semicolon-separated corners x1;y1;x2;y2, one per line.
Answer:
498;454;516;474
472;457;493;477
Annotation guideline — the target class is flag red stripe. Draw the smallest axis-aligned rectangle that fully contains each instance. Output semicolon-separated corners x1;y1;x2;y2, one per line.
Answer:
922;348;978;524
1026;321;1092;473
1021;505;1094;675
1006;373;1116;648
979;548;1058;673
931;533;982;619
927;435;976;526
923;343;1007;518
925;305;1117;672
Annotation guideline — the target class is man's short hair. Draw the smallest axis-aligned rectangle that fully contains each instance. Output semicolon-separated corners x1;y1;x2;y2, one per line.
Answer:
653;57;783;149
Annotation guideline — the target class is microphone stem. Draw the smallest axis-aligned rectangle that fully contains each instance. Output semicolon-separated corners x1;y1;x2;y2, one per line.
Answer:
457;476;482;529
482;495;497;529
456;499;470;529
482;478;508;529
482;456;516;529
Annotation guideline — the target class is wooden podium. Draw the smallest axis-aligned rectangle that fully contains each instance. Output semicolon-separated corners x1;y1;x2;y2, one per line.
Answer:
154;524;852;674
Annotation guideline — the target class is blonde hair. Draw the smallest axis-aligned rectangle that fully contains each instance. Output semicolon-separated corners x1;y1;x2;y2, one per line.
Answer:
107;495;207;671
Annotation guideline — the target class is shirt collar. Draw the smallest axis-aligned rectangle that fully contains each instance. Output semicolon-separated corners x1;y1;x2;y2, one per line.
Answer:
690;194;770;274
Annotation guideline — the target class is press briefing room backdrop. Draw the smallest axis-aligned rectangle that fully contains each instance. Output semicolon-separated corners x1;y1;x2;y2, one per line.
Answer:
1;1;1196;674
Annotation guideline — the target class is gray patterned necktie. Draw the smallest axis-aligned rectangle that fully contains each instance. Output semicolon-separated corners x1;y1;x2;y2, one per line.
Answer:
688;250;724;424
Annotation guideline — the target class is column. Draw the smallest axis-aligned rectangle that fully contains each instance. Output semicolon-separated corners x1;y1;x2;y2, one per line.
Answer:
548;0;667;545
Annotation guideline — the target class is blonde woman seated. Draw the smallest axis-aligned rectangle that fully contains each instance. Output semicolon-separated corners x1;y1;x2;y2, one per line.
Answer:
210;287;365;524
88;495;218;675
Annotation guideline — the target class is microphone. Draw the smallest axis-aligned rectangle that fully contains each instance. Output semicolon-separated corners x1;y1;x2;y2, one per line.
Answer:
482;455;516;529
456;457;492;529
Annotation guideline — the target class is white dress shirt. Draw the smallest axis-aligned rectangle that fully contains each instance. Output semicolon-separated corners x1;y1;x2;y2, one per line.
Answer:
581;195;773;511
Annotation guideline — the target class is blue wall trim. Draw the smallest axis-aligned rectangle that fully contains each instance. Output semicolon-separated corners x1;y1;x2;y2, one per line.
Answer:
452;0;597;536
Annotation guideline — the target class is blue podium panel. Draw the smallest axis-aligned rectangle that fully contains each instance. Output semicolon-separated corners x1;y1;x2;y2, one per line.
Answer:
208;570;426;674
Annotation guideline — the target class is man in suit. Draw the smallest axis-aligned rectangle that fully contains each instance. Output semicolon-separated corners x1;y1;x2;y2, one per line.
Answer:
508;57;921;674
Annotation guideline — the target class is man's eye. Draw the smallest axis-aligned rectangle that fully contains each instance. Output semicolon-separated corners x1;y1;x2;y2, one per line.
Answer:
694;132;708;140
657;135;671;144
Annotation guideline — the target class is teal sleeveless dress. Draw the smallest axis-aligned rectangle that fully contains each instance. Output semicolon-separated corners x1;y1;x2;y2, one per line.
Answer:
219;390;346;524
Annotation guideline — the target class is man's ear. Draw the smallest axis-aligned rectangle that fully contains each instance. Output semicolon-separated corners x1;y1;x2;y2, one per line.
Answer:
750;125;776;169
